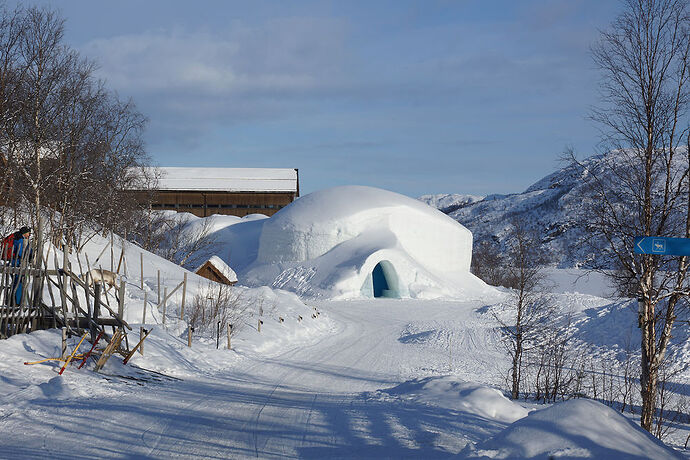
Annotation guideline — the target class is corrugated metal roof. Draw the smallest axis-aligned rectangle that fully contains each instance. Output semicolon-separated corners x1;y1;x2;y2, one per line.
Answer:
138;167;298;192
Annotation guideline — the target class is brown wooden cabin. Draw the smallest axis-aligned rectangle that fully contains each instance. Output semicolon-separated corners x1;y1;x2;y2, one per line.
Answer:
130;167;299;217
195;259;237;286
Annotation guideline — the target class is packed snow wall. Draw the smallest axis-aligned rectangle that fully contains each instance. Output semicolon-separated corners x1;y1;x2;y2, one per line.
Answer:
243;186;491;299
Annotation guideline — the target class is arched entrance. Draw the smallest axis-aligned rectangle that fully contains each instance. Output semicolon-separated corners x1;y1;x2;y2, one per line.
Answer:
372;262;389;297
362;260;399;298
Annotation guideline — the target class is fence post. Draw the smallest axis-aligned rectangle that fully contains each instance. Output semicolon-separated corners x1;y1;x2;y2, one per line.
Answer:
258;319;263;333
139;327;145;356
142;291;147;324
187;326;193;347
110;233;114;273
118;280;125;320
61;327;67;359
90;284;101;343
180;272;187;320
157;270;161;305
162;287;167;325
227;323;232;350
140;252;144;290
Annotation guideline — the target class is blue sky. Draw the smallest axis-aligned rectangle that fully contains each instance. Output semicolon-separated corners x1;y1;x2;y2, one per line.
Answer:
23;1;621;197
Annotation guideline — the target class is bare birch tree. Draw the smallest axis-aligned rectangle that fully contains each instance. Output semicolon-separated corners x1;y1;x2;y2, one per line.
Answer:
581;0;690;432
0;5;150;246
494;220;551;399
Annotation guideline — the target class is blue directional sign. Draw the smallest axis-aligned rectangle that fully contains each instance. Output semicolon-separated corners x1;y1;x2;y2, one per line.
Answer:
634;236;690;256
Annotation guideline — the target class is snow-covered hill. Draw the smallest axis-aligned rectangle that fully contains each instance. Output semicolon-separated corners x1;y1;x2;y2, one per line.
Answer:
422;155;603;268
417;193;484;214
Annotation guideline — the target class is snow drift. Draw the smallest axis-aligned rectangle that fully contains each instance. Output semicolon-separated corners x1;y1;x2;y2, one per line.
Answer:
464;399;682;459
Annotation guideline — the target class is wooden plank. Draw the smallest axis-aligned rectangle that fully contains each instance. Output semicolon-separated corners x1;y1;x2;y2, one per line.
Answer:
94;329;123;372
63;271;132;330
122;328;152;364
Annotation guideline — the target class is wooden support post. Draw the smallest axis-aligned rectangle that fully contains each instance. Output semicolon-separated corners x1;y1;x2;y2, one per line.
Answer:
258;319;263;332
90;284;101;343
116;248;125;275
162;287;168;325
139;327;145;355
216;321;220;349
227;323;232;350
140;252;144;290
118;280;125;320
187;326;193;347
61;327;67;359
157;270;161;305
180;272;187;320
110;233;114;273
142;291;148;324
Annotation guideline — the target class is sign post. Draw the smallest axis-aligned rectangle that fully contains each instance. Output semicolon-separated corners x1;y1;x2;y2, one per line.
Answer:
633;236;690;329
634;236;690;256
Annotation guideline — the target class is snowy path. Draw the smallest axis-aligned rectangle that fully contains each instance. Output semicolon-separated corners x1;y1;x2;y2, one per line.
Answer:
0;299;509;459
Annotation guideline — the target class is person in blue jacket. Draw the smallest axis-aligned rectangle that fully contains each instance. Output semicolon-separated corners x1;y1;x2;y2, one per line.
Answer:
11;226;31;305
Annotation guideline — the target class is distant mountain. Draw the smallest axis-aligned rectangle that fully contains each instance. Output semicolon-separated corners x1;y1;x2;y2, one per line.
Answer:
417;193;484;214
421;157;603;268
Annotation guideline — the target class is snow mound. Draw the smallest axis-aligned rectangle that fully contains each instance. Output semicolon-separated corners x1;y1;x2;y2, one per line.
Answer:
239;186;494;299
465;399;682;459
383;376;528;424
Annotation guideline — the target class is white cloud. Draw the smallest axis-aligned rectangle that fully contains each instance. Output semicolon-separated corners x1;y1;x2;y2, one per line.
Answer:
83;17;349;96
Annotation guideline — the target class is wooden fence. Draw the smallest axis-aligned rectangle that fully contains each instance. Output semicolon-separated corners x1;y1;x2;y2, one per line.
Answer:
0;235;130;347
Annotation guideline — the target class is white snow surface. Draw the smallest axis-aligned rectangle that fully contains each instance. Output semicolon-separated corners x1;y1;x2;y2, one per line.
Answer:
139;166;298;192
0;229;687;458
1;183;689;458
465;399;682;459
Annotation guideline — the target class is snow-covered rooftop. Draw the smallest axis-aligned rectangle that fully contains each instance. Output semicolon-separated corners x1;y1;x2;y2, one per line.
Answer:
139;167;298;193
195;255;238;283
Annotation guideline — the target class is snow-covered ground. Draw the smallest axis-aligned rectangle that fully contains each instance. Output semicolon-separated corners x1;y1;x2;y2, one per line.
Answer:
0;271;687;457
0;185;688;458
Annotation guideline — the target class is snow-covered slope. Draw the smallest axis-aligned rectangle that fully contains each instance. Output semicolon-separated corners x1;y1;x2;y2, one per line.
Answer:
425;155;601;268
0;213;688;457
418;193;484;213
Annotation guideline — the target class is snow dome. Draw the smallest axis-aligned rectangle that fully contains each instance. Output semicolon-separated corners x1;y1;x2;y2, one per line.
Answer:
240;186;492;299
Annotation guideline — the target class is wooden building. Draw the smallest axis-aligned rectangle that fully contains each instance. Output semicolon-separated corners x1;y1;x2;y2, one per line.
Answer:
132;167;299;217
195;256;237;286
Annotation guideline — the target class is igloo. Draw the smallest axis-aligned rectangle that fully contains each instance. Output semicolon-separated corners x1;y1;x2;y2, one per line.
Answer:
241;185;491;299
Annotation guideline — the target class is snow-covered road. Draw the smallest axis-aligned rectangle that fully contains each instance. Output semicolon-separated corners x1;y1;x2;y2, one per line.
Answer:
1;299;510;459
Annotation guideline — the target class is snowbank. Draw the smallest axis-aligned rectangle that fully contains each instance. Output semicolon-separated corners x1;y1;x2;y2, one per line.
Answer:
382;376;528;424
464;398;682;459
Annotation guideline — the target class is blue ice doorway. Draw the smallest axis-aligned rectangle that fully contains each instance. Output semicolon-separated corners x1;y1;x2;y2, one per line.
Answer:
372;262;389;298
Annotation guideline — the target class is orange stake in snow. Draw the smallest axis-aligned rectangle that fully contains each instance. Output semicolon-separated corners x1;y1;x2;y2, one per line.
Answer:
58;332;89;375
